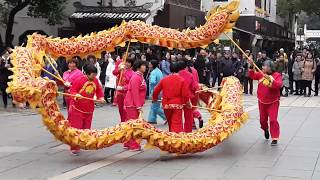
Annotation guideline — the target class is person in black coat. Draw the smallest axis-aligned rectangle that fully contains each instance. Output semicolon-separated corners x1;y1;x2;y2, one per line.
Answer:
99;52;108;87
288;51;296;94
315;56;320;96
219;51;236;79
194;49;208;84
0;48;13;108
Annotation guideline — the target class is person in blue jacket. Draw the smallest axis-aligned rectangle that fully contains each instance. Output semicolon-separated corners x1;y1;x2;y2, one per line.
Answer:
148;60;167;124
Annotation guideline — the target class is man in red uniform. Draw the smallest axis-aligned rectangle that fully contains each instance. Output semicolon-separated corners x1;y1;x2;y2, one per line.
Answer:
68;64;105;155
152;62;190;133
124;60;148;151
177;60;198;132
248;60;282;146
113;56;135;122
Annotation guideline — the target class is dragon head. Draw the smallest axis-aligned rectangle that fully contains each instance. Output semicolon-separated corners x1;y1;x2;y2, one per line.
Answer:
206;0;240;32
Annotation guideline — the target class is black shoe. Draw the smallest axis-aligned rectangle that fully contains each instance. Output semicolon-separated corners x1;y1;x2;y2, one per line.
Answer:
192;123;197;130
199;120;204;128
315;94;318;96
294;93;299;95
264;129;270;140
147;121;157;125
283;93;288;97
271;140;278;146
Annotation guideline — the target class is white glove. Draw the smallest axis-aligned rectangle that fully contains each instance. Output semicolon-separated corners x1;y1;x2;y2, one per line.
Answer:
64;81;71;87
119;64;125;70
116;86;124;91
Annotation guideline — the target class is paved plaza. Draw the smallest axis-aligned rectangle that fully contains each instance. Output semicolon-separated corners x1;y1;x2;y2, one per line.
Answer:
1;95;320;180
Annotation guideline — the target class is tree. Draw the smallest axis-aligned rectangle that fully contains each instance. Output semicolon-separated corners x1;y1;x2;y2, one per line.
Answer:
277;0;320;17
0;0;68;48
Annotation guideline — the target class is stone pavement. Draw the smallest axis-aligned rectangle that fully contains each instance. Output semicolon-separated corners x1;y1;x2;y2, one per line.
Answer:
1;95;320;180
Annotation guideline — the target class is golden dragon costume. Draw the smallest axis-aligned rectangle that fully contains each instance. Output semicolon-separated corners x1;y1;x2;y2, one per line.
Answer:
7;0;248;154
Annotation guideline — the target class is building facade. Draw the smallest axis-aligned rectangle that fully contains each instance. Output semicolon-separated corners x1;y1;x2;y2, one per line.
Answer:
0;0;205;47
202;0;296;55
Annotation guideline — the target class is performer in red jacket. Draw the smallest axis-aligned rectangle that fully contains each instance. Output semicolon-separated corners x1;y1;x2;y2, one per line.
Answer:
113;56;135;122
186;59;203;129
68;64;105;155
124;60;148;151
248;60;283;146
177;60;198;132
153;62;190;133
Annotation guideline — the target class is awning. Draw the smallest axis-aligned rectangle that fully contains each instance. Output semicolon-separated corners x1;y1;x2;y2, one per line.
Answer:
69;2;152;22
233;27;254;35
70;12;150;20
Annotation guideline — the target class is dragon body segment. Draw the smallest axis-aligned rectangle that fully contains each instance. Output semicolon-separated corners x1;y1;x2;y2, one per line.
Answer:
8;0;248;154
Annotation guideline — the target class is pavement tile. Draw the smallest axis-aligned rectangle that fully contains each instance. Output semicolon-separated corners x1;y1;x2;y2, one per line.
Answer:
133;167;181;178
77;172;126;180
174;165;229;180
267;168;312;179
125;175;171;180
312;171;320;180
264;176;305;180
274;155;317;171
282;147;320;158
221;167;269;180
234;159;275;168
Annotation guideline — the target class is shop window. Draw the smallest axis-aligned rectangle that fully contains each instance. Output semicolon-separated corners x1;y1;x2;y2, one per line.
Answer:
268;0;271;13
255;0;261;8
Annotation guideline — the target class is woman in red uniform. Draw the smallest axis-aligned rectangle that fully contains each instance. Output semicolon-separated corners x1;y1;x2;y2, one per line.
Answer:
152;62;190;133
113;56;135;122
177;60;198;132
248;60;283;146
186;58;203;129
124;60;148;151
68;64;105;155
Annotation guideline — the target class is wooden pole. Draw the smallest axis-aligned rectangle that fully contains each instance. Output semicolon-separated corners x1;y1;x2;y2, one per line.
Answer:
41;67;65;83
117;41;131;86
196;87;221;93
192;106;223;113
45;55;64;81
223;32;265;75
57;92;105;103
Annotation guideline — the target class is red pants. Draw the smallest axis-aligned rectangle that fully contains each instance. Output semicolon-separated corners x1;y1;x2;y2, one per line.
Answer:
124;107;141;150
116;94;127;122
68;107;93;151
164;109;183;133
183;107;193;133
258;101;280;139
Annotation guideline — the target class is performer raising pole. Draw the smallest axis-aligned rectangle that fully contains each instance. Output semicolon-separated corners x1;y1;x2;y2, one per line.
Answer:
225;32;282;146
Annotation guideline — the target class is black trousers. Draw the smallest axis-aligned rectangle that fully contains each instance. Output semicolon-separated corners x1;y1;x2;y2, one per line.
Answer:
104;87;115;103
294;80;303;95
315;75;320;95
0;85;8;107
243;77;253;94
302;80;312;96
289;74;294;92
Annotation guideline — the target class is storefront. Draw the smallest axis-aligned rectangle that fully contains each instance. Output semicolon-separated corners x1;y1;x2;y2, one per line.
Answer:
153;0;205;30
235;16;295;56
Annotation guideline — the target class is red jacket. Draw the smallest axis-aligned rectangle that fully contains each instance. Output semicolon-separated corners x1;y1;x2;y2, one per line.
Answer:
248;70;283;104
69;74;104;113
124;72;147;109
153;74;190;109
113;60;134;95
191;67;200;83
179;69;198;99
